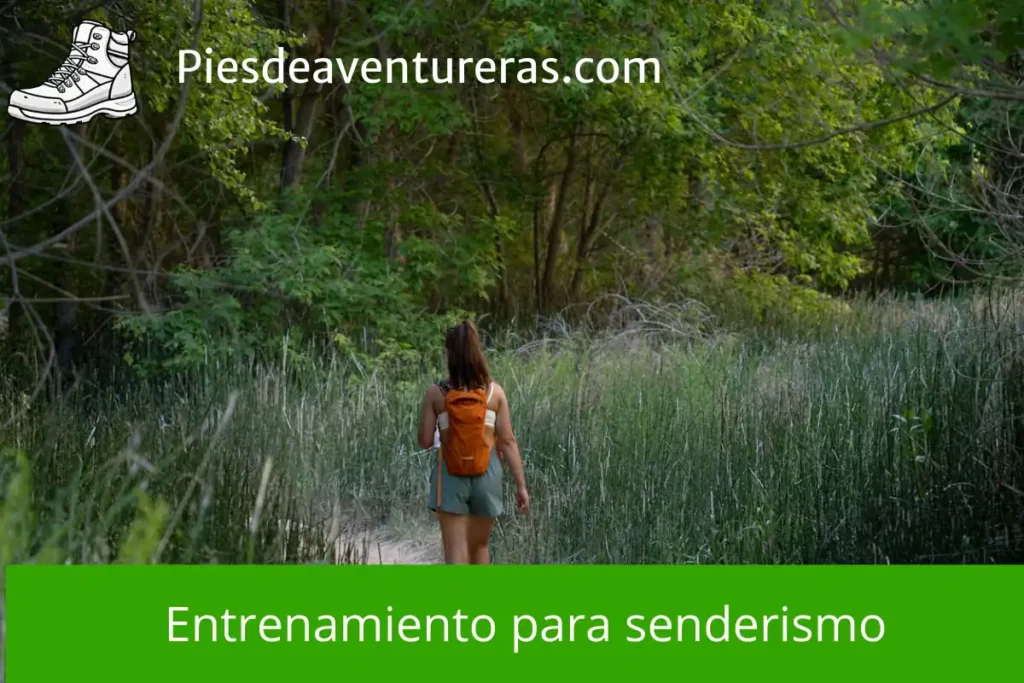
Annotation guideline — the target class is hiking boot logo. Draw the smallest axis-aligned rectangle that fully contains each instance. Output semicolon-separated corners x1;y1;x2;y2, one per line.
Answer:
7;20;138;126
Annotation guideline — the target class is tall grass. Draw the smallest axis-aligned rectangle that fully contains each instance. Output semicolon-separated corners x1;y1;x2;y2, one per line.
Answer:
1;293;1023;566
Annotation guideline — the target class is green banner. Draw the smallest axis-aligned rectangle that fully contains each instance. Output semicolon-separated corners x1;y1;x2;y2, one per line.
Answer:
6;565;1021;680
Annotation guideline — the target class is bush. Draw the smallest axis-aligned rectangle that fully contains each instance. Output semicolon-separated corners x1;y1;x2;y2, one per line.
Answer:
115;192;485;374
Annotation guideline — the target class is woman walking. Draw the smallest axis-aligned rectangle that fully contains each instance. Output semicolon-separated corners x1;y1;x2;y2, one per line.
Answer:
417;320;529;564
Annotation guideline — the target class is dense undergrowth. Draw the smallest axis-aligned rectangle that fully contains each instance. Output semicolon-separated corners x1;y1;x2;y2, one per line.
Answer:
2;293;1024;568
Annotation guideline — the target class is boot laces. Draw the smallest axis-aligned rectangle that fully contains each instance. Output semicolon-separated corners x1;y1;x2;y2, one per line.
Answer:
45;41;95;88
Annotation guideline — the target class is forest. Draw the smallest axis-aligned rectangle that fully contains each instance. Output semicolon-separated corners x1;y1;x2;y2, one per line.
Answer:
0;0;1023;578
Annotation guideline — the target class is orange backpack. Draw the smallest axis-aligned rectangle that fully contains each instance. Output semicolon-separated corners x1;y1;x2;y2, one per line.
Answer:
438;381;496;477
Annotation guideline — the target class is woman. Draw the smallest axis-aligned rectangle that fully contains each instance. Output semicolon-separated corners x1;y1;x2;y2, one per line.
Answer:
417;320;529;564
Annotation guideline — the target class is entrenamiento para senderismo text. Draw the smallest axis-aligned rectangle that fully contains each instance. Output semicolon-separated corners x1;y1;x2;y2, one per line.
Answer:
168;605;885;652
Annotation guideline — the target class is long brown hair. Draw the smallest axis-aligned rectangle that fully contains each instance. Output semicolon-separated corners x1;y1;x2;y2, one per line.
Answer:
445;320;491;389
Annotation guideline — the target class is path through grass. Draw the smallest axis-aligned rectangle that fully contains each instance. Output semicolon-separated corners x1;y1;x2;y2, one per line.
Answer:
2;294;1023;565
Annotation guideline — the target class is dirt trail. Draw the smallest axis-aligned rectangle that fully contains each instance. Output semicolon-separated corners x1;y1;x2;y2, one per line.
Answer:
342;513;446;564
276;517;443;564
355;534;442;565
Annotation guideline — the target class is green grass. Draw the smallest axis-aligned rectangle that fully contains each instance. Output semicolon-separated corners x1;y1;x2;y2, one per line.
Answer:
2;293;1024;566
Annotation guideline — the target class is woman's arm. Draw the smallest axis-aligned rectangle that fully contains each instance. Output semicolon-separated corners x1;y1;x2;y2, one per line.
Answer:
494;384;529;513
417;384;442;449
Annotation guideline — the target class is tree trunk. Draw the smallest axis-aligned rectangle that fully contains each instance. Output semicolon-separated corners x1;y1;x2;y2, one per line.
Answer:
53;124;86;390
506;90;528;174
138;129;164;266
533;194;541;316
570;175;614;302
469;85;507;317
281;0;344;190
279;0;294;157
539;134;579;312
133;117;168;307
482;178;506;316
5;119;26;331
281;83;325;189
568;152;594;303
384;184;402;258
100;136;129;301
7;120;25;223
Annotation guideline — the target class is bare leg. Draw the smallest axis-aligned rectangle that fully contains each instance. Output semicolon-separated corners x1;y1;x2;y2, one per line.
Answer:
436;511;470;564
467;515;495;565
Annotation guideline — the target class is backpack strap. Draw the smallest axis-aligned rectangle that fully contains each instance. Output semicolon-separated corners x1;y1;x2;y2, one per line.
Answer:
437;380;450;431
435;380;448;506
484;382;501;463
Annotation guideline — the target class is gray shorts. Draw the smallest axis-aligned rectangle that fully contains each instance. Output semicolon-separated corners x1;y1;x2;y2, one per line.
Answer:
428;449;504;517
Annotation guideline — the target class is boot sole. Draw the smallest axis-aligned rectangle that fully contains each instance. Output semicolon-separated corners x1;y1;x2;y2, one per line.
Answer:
7;93;137;126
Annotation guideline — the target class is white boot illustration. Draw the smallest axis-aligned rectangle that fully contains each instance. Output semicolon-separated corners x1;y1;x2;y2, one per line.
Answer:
8;20;138;126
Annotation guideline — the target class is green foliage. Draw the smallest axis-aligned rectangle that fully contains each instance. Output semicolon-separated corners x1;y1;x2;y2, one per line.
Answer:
832;0;1021;289
115;191;484;372
849;0;1024;78
116;488;170;564
0;450;59;567
0;450;35;568
2;0;1019;379
123;0;295;206
5;0;1024;580
0;448;172;568
672;253;850;330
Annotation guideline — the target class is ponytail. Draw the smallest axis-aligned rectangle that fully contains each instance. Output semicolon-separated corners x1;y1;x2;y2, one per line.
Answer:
445;320;491;390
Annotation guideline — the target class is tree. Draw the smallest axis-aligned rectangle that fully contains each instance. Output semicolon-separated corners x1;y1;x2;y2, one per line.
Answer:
1;0;1006;380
